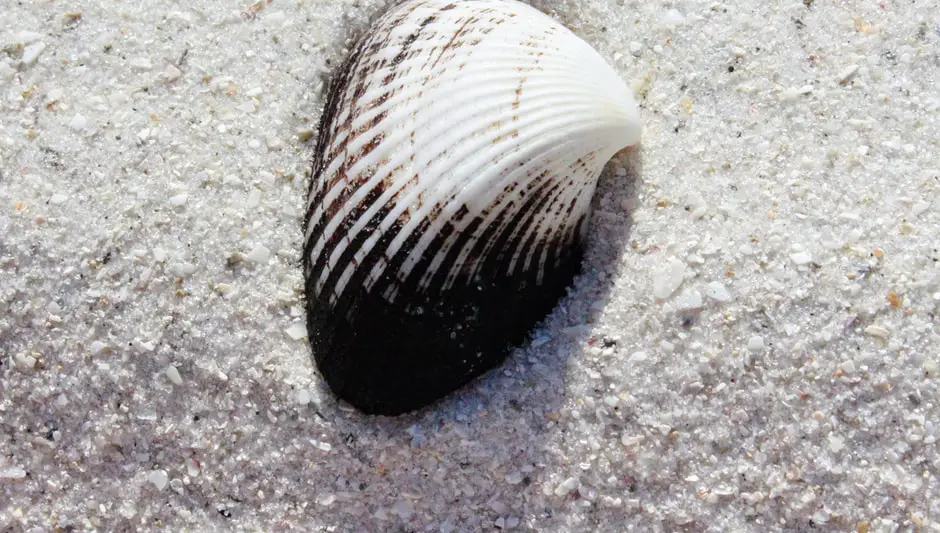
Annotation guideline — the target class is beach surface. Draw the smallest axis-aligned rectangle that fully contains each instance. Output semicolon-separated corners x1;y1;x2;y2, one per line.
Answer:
1;1;938;531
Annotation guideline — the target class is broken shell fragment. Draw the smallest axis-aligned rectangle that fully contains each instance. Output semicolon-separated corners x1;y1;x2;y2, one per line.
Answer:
303;0;642;415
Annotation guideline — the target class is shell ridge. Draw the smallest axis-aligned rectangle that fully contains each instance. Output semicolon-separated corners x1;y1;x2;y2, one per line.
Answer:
445;158;586;290
310;10;637;281
459;168;561;283
311;101;629;307
310;129;416;269
502;172;573;277
314;177;420;298
516;158;601;279
419;214;488;292
443;136;601;283
303;29;380;261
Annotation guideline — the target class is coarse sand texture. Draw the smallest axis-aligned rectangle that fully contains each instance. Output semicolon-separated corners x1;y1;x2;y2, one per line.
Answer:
1;1;938;532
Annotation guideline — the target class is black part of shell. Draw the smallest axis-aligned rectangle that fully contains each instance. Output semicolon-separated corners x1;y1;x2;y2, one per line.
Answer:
305;234;585;416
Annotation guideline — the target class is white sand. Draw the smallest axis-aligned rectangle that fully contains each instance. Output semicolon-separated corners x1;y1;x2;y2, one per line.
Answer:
1;1;938;531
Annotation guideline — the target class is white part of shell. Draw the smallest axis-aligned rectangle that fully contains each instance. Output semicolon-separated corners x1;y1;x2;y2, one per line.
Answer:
304;0;641;308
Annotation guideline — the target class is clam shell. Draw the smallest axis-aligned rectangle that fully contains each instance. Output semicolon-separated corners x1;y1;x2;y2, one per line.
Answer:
303;0;641;414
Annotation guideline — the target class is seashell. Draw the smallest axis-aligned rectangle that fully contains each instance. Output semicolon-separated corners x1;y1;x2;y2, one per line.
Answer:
303;0;641;415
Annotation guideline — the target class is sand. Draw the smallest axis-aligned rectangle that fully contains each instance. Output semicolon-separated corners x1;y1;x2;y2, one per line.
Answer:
1;0;938;531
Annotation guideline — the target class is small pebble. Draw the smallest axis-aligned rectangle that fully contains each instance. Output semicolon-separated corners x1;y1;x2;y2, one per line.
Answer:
675;289;703;311
13;353;35;371
169;262;197;277
554;476;580;496
165;365;183;385
137;341;156;352
924;359;938;378
838;65;859;84
828;434;845;453
163;64;182;82
147;470;169;490
22;42;46;65
747;335;765;352
285;322;307;340
662;9;685;27
0;466;27;480
214;283;234;296
265;135;284;150
653;257;685;299
703;281;731;302
297;128;315;142
245;244;271;264
119;501;137;519
490;501;510;515
911;201;929;216
621;434;643;448
790;252;813;265
296;389;312;405
864;325;890;339
169;194;188;207
89;341;108;355
246;189;262;209
68;114;87;131
45;87;63;103
780;87;801;101
130;57;153;70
